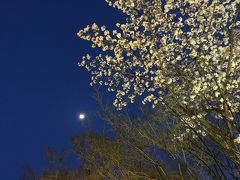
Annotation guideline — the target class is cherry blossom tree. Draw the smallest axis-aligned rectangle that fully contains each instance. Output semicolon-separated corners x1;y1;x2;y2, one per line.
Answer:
78;0;240;169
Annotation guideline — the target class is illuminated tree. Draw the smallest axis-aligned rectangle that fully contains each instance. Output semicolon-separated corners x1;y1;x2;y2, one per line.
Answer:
69;104;193;179
32;108;186;179
78;0;240;169
27;100;239;179
95;100;239;179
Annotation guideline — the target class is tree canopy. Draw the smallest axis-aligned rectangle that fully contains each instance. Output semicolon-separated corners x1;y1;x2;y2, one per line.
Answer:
78;0;240;171
24;0;240;179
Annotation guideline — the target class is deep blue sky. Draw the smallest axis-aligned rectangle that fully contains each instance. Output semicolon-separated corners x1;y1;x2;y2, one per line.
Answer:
0;0;124;179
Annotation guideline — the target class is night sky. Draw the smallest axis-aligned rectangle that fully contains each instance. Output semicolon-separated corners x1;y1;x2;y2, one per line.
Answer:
0;0;124;179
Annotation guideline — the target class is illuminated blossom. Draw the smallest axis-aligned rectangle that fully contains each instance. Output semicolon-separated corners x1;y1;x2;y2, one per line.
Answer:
78;0;240;167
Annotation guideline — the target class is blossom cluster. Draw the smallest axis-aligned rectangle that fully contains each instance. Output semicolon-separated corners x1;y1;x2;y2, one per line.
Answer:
78;0;240;140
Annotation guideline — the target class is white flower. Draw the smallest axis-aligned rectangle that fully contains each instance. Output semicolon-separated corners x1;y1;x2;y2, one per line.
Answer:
234;135;240;144
215;91;220;97
116;33;121;38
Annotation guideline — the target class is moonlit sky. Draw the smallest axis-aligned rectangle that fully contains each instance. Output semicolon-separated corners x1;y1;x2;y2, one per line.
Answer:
0;0;124;179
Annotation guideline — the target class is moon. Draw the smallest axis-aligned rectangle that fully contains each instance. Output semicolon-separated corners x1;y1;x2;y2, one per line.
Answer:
79;113;85;120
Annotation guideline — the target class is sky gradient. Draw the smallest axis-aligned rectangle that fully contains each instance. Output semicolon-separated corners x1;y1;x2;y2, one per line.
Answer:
0;0;124;179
